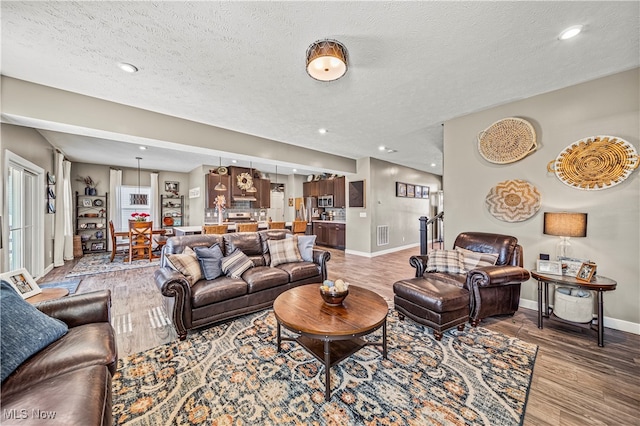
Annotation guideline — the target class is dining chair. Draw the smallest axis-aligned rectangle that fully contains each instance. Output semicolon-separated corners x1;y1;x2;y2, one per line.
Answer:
236;223;259;232
292;220;307;234
109;220;129;262
203;224;228;234
268;221;286;230
129;221;154;262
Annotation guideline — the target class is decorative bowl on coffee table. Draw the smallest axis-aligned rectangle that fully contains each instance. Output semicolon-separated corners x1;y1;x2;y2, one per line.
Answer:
320;287;349;306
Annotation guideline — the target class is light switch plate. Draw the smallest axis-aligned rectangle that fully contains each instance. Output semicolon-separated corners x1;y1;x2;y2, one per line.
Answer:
359;212;367;218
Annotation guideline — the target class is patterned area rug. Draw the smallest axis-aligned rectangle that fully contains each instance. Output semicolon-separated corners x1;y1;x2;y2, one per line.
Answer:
66;253;159;278
39;279;81;294
113;310;537;425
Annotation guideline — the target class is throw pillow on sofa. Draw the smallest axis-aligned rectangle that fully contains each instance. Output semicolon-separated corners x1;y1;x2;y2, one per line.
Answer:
268;237;303;267
166;246;203;285
286;234;316;262
425;249;465;274
194;244;224;280
221;248;254;278
0;280;69;382
455;247;499;272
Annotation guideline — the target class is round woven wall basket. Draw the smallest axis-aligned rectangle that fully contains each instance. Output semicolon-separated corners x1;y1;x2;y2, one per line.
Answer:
548;135;639;190
477;117;537;164
485;179;541;222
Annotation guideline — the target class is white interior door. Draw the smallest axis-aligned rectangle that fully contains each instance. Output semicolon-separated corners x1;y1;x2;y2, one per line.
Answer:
269;191;285;222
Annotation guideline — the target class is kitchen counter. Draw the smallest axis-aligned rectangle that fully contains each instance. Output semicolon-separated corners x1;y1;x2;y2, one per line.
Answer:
312;220;347;224
177;222;294;235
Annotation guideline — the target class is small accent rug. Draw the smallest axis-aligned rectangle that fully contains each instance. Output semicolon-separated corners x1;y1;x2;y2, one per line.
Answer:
66;254;159;278
113;310;537;425
39;279;81;294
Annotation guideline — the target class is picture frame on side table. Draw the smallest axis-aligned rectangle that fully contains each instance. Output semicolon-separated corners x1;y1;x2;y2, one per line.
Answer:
558;256;590;277
396;182;407;197
0;268;42;299
536;260;562;275
577;262;597;282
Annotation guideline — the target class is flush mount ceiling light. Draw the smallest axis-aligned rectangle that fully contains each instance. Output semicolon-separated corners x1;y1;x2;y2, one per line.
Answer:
559;25;583;40
118;62;138;73
306;39;348;81
318;128;328;134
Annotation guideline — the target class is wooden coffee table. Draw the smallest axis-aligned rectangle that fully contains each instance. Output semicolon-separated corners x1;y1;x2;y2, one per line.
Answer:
273;284;388;401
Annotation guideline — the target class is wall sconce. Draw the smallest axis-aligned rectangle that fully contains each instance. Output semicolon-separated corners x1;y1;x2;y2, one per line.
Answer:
543;212;587;259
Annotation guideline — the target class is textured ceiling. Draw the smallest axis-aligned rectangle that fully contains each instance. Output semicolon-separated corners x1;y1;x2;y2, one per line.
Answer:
1;1;638;175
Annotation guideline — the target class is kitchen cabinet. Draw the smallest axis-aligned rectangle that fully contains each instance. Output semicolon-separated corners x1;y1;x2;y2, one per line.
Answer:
333;176;346;208
208;174;231;208
160;195;184;234
75;191;108;254
313;221;346;250
318;179;332;196
255;178;271;208
303;181;319;197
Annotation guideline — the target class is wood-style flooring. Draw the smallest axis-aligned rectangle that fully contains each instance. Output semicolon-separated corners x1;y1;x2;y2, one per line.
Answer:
40;246;640;425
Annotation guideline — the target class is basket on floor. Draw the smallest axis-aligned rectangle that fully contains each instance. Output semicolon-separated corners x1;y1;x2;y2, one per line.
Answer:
73;235;84;258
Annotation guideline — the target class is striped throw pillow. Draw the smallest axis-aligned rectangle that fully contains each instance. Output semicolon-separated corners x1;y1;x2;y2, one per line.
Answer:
221;248;254;278
425;249;465;274
268;237;303;267
166;246;202;285
455;247;499;272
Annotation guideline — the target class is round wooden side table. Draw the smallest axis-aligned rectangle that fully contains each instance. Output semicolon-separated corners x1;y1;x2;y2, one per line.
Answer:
27;288;70;304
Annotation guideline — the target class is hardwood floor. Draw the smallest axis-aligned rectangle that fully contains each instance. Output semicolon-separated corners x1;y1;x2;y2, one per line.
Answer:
41;246;640;425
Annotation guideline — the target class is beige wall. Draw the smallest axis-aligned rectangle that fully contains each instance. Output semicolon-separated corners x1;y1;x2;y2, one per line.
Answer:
346;157;442;255
444;68;639;330
1;124;56;271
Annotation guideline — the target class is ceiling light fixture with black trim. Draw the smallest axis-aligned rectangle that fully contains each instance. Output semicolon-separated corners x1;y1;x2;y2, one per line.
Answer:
130;157;148;205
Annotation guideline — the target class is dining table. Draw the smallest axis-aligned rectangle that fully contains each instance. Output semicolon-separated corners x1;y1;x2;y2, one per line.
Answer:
114;227;167;260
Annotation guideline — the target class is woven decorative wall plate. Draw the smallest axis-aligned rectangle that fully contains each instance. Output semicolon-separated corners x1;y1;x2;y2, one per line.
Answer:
547;135;639;190
485;179;541;222
477;117;537;164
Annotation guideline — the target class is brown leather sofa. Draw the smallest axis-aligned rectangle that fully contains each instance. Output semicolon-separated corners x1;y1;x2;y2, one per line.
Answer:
394;232;530;336
154;229;331;340
1;290;117;426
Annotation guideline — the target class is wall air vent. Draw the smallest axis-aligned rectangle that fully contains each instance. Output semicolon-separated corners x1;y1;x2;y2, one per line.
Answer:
377;225;389;246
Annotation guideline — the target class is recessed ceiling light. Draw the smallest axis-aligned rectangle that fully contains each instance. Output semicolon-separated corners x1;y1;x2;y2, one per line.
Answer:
559;25;583;40
378;146;386;151
117;62;138;73
231;160;237;163
431;163;436;167
292;169;297;173
139;146;147;150
318;128;328;134
386;149;397;154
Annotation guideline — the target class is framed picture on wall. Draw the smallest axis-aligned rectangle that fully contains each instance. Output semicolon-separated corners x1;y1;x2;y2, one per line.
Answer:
348;180;365;207
407;184;415;198
396;182;407;197
415;186;422;198
164;181;179;193
422;186;430;199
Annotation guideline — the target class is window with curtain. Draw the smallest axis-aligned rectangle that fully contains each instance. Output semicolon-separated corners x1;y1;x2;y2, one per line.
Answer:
119;185;151;227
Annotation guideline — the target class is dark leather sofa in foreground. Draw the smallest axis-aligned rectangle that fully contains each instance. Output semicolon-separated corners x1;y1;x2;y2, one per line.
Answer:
1;290;117;426
155;229;331;340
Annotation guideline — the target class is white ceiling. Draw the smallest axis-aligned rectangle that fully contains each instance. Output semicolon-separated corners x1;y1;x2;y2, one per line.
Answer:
1;1;638;176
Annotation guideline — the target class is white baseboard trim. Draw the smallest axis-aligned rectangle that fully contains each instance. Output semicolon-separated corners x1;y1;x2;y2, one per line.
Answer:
37;263;55;281
520;298;640;335
345;242;420;258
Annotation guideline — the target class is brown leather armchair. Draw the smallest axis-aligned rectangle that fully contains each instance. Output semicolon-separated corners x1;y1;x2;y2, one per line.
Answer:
406;232;530;326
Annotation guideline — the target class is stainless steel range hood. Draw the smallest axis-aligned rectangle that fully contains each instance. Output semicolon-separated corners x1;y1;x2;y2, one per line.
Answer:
232;195;257;202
